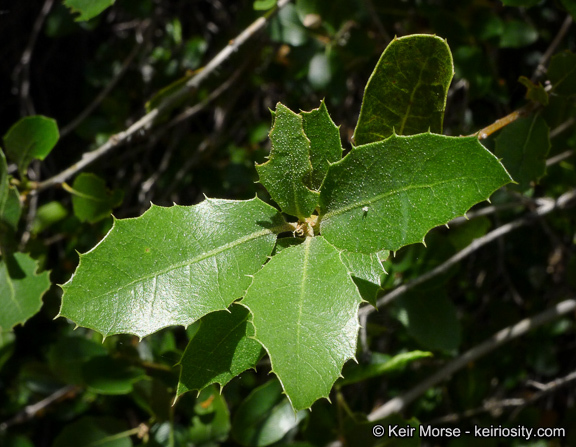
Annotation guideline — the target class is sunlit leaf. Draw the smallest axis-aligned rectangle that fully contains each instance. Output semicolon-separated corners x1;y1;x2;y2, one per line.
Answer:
59;198;286;338
241;237;362;411
64;0;115;22
3;116;59;176
319;133;512;253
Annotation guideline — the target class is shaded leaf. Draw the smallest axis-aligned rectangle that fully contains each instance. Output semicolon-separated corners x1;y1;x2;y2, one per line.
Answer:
231;379;306;447
241;237;362;411
256;104;319;219
177;304;264;397
339;351;432;386
340;250;388;306
353;35;454;145
52;416;131;447
499;19;538;48
3;116;59;176
495;114;550;191
83;356;146;395
59;197;286;338
300;100;342;190
0;150;21;255
560;0;576;21
68;173;123;223
501;0;541;6
319;133;512;253
396;287;461;351
47;336;107;385
189;386;231;444
548;50;576;96
31;201;68;234
0;253;50;331
64;0;115;22
518;76;548;106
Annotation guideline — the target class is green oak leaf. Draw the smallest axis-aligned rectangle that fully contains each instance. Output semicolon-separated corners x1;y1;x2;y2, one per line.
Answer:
340;250;389;306
64;0;115;22
301;100;343;190
256;103;319;219
495;114;550;191
68;173;124;223
241;236;362;411
3;116;59;176
231;379;306;446
58;197;287;339
0;150;21;234
177;304;264;397
548;50;576;96
319;133;512;253
52;416;130;447
352;35;454;145
396;287;461;352
339;351;432;386
189;386;231;444
0;253;51;331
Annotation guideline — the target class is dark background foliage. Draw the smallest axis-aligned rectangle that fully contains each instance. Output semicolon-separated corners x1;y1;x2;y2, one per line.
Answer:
1;0;575;446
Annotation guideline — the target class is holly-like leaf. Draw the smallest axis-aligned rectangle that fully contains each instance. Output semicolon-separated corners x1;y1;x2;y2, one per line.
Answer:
340;250;388;306
256;103;319;219
301;100;343;190
352;35;454;146
64;0;115;22
241;236;362;411
548;50;576;96
319;133;512;253
58;197;287;339
3;116;59;176
177;304;264;397
495;114;550;191
0;253;51;331
68;173;123;223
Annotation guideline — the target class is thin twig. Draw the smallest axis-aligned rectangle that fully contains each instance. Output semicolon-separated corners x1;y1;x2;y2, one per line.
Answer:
34;0;292;193
532;14;573;81
0;385;77;431
60;20;151;138
367;299;576;421
12;0;54;116
360;189;576;317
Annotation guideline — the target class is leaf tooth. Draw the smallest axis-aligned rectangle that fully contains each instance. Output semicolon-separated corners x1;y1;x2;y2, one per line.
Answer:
421;239;427;248
445;223;450;229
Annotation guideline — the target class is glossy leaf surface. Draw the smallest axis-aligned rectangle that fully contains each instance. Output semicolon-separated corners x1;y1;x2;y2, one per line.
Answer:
177;304;264;396
59;198;286;338
495;114;550;191
241;237;362;410
340;250;388;306
3;116;59;176
301;101;343;190
256;103;319;219
353;35;453;145
0;253;50;331
319;133;512;253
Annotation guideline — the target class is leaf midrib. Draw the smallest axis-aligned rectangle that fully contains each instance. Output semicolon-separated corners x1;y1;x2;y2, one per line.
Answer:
321;176;481;221
76;225;283;300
